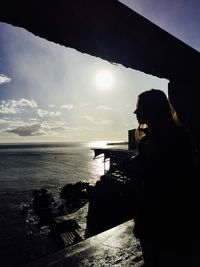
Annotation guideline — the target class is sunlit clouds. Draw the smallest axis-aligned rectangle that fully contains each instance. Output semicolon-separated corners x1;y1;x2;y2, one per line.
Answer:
0;22;169;143
36;108;61;118
0;74;11;84
0;98;38;114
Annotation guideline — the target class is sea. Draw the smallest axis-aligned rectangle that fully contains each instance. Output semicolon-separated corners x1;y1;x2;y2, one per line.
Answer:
0;141;128;267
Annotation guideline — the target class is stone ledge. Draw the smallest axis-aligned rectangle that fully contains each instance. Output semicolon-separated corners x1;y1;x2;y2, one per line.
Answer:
26;220;143;267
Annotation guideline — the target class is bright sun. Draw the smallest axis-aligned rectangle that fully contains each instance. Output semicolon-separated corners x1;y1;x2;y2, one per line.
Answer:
96;70;113;89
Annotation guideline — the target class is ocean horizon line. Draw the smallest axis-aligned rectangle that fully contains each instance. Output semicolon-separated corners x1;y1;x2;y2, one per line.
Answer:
0;140;127;149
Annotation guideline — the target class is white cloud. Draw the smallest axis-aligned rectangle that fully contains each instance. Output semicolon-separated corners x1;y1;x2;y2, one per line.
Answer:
48;104;55;107
17;98;38;108
36;108;61;117
61;104;74;110
96;105;112;110
0;98;38;114
0;118;10;125
0;74;11;84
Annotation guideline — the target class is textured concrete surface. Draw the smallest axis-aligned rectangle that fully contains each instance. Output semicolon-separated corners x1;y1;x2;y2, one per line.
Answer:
27;220;143;267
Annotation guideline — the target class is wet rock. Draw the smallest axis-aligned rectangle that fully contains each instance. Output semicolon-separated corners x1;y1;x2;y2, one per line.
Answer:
60;182;90;201
32;188;55;215
32;188;56;227
59;182;91;214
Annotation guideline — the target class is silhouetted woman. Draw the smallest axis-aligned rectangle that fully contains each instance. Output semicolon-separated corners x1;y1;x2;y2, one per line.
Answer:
132;89;196;267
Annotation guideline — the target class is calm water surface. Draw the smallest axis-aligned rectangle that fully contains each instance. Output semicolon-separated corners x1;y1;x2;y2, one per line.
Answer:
0;141;125;266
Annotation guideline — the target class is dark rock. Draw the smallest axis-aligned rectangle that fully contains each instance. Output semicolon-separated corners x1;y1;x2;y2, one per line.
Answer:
58;182;90;214
60;182;90;201
31;188;56;227
32;188;55;215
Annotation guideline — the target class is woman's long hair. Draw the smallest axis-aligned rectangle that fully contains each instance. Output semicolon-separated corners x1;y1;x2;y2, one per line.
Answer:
135;89;180;142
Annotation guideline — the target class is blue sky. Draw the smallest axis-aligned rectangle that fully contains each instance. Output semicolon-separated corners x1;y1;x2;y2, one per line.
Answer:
4;1;196;143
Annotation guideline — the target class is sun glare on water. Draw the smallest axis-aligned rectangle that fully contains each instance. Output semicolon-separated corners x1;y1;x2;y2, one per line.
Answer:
96;70;113;89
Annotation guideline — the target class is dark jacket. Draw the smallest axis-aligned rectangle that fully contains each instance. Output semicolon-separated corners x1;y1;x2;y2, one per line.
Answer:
133;125;197;243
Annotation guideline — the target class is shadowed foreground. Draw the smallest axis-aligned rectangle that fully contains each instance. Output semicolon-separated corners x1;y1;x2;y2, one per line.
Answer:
26;220;143;267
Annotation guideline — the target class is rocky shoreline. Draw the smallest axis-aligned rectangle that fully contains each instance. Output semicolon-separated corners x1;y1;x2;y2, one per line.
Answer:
22;173;135;249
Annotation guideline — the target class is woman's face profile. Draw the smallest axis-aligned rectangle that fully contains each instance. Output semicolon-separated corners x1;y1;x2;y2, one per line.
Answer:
134;98;148;124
